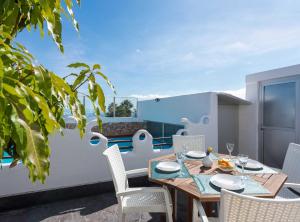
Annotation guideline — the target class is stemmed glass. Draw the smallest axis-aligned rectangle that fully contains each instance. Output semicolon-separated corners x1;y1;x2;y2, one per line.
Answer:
237;154;248;182
176;152;184;176
226;143;234;159
182;144;188;157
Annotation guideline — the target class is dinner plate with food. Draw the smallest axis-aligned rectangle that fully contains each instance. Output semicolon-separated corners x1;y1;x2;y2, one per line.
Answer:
218;158;235;172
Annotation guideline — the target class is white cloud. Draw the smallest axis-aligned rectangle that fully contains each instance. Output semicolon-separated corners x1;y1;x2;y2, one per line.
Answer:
112;22;300;76
130;94;170;100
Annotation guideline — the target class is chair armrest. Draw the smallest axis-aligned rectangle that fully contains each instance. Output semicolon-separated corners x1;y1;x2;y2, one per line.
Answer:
195;200;209;222
116;187;167;198
283;182;300;189
126;168;148;176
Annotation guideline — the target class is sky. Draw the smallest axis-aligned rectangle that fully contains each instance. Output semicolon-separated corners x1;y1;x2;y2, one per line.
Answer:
17;0;300;101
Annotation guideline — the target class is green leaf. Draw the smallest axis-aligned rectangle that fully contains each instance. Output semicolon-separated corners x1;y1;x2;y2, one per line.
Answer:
9;159;19;168
96;71;116;93
93;64;101;70
0;2;114;184
17;119;50;183
96;85;105;112
0;142;4;159
0;58;3;95
19;83;60;133
68;62;89;69
71;69;89;90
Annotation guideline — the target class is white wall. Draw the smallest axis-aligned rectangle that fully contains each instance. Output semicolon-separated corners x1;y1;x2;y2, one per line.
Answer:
138;92;219;151
0;121;173;198
218;105;239;155
239;64;300;160
138;93;213;125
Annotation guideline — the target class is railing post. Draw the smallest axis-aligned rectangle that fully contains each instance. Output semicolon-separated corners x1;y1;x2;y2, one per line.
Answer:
113;96;116;117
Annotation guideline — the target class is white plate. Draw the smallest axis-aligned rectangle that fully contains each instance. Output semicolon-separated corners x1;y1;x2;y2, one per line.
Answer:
186;151;206;158
210;174;245;191
236;159;263;170
219;166;234;172
156;162;181;172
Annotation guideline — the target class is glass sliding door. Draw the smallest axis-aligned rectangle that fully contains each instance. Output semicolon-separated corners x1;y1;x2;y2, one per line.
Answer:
261;79;298;168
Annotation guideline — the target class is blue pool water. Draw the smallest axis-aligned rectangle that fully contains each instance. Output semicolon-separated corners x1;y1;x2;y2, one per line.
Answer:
1;152;13;164
91;136;173;152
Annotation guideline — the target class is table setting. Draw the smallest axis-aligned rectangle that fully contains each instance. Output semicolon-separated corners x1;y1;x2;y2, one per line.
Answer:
149;143;278;196
148;141;287;222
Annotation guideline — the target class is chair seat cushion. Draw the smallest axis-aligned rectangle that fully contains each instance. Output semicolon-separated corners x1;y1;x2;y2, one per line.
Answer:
122;191;167;213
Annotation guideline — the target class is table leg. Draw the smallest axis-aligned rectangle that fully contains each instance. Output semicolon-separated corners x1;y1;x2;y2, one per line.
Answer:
203;202;214;217
187;196;193;222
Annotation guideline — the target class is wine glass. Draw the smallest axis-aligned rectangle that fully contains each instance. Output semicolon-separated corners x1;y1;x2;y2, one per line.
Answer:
182;144;188;157
226;143;234;159
176;152;184;176
237;154;248;181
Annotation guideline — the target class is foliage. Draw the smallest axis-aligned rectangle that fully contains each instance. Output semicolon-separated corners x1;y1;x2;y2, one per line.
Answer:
106;99;134;117
0;0;114;183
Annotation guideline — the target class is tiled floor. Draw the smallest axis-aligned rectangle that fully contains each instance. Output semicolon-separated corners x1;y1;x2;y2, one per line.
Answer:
0;191;189;222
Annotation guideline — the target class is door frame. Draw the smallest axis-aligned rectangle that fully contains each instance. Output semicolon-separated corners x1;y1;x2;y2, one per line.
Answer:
258;75;300;164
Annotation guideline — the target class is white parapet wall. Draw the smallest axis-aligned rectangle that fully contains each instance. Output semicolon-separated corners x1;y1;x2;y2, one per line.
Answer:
0;120;173;198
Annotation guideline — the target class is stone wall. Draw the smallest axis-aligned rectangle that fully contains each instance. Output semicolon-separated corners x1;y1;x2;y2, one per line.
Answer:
91;122;146;137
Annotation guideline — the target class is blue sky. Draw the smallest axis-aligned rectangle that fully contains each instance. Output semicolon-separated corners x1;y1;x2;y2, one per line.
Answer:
17;0;300;100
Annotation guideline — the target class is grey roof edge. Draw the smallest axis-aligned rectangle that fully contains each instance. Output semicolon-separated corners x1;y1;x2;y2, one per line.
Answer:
217;92;251;105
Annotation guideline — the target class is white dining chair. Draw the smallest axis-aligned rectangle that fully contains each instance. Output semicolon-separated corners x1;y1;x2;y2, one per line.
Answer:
172;135;205;153
103;145;173;222
276;143;300;199
194;189;300;222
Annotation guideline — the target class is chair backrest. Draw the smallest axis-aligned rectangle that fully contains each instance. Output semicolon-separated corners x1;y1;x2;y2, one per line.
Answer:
219;189;300;222
282;143;300;183
172;135;205;153
103;145;128;195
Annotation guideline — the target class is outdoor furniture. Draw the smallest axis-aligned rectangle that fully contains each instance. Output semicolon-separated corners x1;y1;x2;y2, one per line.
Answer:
195;189;300;222
103;145;173;222
172;135;205;153
277;143;300;199
148;153;287;222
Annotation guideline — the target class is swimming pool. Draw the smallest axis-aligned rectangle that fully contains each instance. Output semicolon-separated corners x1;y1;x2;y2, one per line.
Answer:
1;152;13;165
90;136;173;152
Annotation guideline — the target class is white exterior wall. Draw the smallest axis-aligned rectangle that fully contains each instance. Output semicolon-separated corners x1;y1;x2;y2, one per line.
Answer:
138;92;219;150
239;64;300;160
0;121;173;198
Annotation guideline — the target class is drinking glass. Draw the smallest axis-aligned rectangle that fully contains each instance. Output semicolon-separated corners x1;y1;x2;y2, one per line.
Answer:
182;144;188;157
238;154;248;181
226;143;234;159
176;152;184;176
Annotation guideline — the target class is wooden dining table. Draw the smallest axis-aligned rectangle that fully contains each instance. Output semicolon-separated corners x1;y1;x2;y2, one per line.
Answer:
148;153;287;222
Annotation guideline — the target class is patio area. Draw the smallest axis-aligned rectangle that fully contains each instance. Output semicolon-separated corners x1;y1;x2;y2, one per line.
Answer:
0;190;190;222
